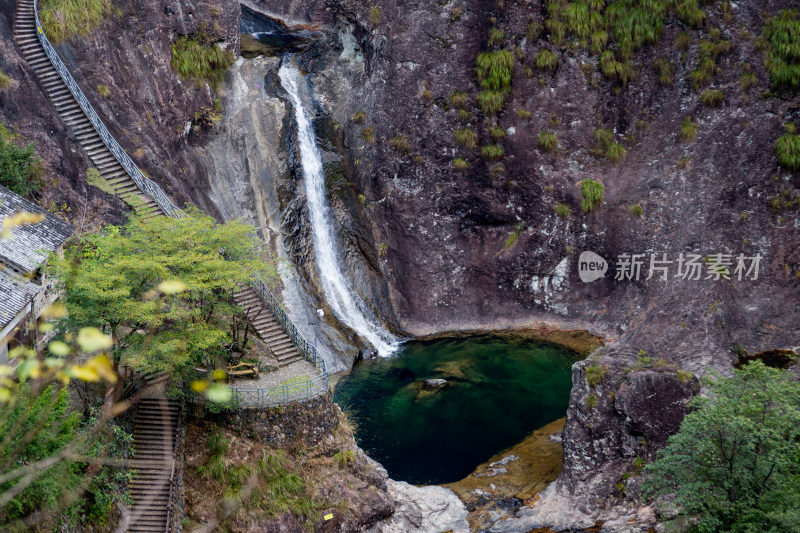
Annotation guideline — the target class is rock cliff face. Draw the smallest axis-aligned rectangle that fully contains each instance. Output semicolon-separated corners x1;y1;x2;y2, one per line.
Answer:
3;0;800;528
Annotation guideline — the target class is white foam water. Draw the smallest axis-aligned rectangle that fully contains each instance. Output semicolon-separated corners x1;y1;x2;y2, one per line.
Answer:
278;63;399;356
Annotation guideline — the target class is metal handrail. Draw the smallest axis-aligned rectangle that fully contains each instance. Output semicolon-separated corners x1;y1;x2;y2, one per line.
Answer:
31;0;328;406
164;399;183;533
32;0;186;219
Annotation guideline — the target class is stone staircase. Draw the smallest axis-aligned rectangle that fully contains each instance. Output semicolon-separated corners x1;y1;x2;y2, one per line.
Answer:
13;0;162;218
13;2;326;529
235;287;304;367
127;373;181;533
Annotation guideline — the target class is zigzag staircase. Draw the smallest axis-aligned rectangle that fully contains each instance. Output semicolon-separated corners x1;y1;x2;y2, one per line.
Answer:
11;1;324;531
234;287;303;367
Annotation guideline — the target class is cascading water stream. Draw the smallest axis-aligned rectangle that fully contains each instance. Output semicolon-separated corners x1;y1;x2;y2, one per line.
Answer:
278;63;399;356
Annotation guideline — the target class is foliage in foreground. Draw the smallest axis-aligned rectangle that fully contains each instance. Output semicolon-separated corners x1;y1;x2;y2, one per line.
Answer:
0;385;132;530
50;208;279;378
39;0;112;44
643;361;800;532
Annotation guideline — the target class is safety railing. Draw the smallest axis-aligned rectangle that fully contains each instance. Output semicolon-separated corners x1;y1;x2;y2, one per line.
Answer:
230;372;328;408
252;278;326;374
32;0;185;219
30;0;328;407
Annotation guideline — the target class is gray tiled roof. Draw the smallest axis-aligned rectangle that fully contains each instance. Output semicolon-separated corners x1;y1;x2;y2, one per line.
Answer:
0;270;39;329
0;185;74;273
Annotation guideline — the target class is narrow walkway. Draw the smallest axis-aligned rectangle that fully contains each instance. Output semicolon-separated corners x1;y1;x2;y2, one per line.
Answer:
13;0;162;218
234;287;304;367
127;373;181;533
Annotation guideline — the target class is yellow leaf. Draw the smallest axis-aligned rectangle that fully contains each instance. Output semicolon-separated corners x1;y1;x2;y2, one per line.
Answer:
0;388;11;402
44;358;65;368
3;212;45;230
55;370;71;384
41;302;67;320
158;279;187;294
17;359;40;382
8;346;35;360
69;365;100;382
39;322;54;332
77;327;112;353
206;384;232;403
48;341;71;356
190;380;209;393
85;355;117;383
212;369;227;382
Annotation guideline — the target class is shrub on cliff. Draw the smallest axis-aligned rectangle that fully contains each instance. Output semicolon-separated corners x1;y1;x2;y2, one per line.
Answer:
0;127;43;197
475;50;514;114
171;33;235;90
39;0;112;44
776;123;800;172
761;9;800;94
579;179;604;213
643;361;800;532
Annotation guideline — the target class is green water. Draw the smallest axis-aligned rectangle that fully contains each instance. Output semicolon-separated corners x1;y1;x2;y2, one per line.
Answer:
333;336;580;485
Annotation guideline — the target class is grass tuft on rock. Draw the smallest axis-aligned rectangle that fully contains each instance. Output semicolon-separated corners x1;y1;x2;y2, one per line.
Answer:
481;144;505;161
761;9;800;94
579;178;604;213
776;123;800;171
537;130;558;153
454;127;478;149
40;0;112;43
171;33;235;90
535;49;559;72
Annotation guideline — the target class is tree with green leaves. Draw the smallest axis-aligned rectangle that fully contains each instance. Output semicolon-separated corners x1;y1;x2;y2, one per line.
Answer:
50;208;279;379
643;361;800;532
0;126;43;197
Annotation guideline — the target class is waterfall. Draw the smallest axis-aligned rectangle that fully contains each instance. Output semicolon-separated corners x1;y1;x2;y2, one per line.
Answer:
278;63;399;356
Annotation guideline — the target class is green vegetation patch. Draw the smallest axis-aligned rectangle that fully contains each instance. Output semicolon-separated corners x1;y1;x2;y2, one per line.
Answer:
475;50;514;114
644;362;800;532
39;0;112;43
543;0;717;86
452;157;470;171
171;33;235;90
537;130;559;153
579;178;604;213
454;127;478;149
0;126;44;196
776;123;800;172
761;9;800;94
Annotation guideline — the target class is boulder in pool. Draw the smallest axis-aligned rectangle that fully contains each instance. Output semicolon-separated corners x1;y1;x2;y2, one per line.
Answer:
423;378;448;389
